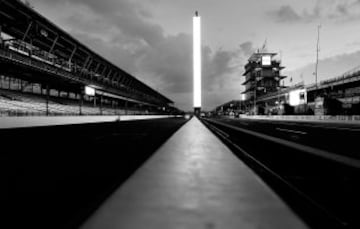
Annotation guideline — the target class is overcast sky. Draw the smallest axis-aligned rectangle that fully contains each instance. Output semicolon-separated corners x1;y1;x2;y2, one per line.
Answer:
29;0;360;111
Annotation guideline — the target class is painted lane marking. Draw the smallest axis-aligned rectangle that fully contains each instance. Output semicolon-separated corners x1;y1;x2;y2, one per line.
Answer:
276;128;307;135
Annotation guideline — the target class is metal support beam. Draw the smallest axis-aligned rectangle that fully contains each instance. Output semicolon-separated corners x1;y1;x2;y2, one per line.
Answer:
100;95;103;115
112;74;117;84
129;79;135;87
86;58;93;70
29;39;33;56
122;77;128;86
106;69;112;79
94;63;101;73
115;73;120;82
49;35;59;54
0;25;2;45
22;21;33;41
113;73;118;83
79;91;83;115
46;85;49;116
68;45;77;63
82;55;90;69
123;78;130;86
116;74;122;85
120;75;126;84
112;73;120;87
101;66;107;76
126;79;133;87
125;100;128;115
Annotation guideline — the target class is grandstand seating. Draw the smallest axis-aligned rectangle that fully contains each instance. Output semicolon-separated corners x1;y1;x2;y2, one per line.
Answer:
0;88;152;116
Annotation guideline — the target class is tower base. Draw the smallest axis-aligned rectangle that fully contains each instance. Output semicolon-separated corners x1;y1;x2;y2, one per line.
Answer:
194;107;201;116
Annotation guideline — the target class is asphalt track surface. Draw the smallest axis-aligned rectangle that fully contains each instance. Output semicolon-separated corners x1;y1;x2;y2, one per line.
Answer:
1;117;188;229
202;117;360;229
214;117;360;159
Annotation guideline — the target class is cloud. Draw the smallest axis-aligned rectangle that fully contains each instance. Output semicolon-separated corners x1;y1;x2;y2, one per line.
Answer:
269;1;360;24
38;0;164;47
269;5;302;23
239;41;255;57
327;1;360;21
137;33;193;93
268;4;321;24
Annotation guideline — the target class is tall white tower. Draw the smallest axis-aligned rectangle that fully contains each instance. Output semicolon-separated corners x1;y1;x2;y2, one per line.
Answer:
193;11;201;114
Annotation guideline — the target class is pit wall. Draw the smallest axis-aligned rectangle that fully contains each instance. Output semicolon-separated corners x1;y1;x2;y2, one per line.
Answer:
0;115;183;129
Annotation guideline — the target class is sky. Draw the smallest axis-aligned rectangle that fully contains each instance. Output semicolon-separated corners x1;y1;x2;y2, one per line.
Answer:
27;0;360;111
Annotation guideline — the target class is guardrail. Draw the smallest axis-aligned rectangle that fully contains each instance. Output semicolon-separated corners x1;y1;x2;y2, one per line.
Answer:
238;114;360;122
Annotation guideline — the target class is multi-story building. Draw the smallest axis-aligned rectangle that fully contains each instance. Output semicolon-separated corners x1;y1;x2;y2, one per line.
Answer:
242;52;286;114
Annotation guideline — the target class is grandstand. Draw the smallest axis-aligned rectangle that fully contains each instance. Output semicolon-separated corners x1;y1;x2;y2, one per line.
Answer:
0;0;181;116
0;87;165;116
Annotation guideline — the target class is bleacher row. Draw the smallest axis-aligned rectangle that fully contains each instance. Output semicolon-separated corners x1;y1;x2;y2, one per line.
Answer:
0;89;150;116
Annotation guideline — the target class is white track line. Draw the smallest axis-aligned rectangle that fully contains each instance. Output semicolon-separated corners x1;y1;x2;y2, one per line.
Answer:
276;128;307;135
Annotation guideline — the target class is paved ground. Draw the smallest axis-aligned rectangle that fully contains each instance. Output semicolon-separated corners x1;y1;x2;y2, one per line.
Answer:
203;117;360;228
216;117;360;159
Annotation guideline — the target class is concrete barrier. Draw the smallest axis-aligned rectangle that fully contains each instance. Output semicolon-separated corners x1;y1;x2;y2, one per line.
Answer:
0;115;183;129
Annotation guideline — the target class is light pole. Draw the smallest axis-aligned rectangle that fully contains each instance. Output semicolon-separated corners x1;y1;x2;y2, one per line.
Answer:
315;25;321;89
253;76;257;115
